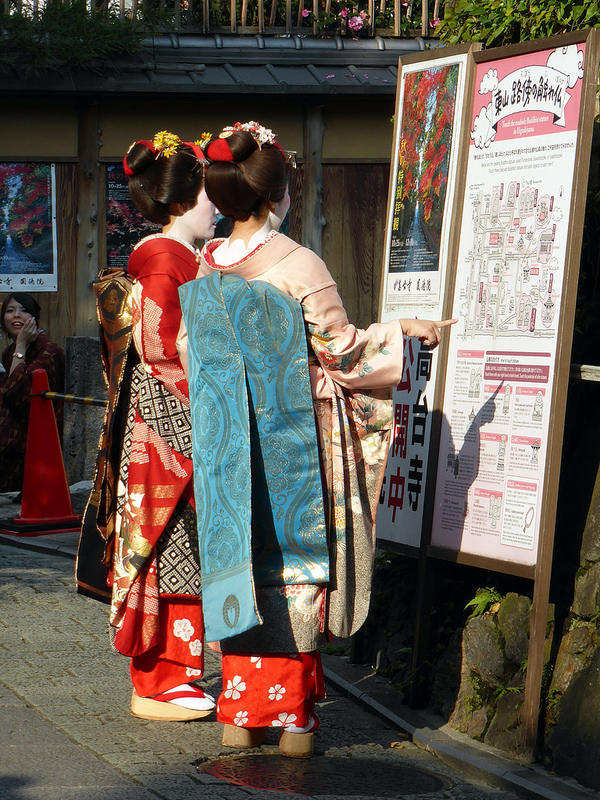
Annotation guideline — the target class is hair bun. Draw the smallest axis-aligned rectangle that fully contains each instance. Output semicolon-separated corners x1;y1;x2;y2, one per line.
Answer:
205;131;261;166
123;140;156;177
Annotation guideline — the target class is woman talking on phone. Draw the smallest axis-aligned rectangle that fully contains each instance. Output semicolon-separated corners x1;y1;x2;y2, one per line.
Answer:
0;292;64;494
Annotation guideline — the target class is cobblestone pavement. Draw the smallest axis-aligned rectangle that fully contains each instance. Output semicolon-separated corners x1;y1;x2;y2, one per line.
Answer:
0;541;529;800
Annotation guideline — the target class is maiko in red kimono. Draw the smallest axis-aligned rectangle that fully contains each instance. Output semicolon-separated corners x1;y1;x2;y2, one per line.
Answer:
108;234;206;697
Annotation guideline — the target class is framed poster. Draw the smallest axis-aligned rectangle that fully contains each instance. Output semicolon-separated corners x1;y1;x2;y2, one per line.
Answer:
377;44;479;548
106;165;160;270
105;164;233;264
0;163;58;292
430;31;600;574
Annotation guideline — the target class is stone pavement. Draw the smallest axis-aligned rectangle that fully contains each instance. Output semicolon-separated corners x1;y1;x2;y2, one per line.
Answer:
0;490;596;800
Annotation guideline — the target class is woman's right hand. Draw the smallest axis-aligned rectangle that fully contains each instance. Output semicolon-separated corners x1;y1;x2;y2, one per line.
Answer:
400;317;457;349
15;316;38;351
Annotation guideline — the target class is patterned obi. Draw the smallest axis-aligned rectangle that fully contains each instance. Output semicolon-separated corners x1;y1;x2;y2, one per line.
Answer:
179;272;329;642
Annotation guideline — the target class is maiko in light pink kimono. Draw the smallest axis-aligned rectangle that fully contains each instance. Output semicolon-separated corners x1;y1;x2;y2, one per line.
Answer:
185;230;407;646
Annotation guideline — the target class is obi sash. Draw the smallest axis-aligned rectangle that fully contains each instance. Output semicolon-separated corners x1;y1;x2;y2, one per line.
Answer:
179;273;328;642
76;268;137;603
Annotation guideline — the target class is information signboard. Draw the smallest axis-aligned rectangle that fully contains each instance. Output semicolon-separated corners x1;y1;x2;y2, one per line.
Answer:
378;29;600;752
105;165;160;270
430;34;597;576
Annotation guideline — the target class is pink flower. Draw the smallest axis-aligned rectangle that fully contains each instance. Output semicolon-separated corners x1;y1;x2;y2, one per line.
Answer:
340;6;348;17
348;14;363;30
430;16;439;27
359;10;366;17
301;8;309;16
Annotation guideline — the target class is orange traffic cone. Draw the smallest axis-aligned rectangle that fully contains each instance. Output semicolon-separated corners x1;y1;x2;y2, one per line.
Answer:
0;369;81;537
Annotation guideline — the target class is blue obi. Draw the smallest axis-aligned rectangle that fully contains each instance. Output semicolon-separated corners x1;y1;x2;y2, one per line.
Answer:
179;273;328;642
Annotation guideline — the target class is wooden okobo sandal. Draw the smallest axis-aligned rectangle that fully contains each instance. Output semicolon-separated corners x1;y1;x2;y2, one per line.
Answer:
130;684;215;721
278;714;319;759
222;724;268;748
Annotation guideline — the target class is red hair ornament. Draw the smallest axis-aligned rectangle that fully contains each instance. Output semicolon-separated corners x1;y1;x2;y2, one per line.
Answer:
205;137;235;163
184;142;207;162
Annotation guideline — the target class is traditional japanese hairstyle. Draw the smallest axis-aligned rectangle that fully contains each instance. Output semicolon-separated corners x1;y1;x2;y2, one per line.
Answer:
203;121;289;221
122;130;211;226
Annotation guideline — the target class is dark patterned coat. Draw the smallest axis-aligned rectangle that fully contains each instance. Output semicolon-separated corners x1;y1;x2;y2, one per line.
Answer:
0;332;65;492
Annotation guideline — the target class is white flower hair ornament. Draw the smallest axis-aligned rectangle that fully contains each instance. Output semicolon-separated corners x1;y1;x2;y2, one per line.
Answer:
220;120;277;148
205;120;296;167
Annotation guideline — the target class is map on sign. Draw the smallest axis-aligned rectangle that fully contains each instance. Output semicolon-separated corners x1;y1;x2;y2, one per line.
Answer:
459;178;563;344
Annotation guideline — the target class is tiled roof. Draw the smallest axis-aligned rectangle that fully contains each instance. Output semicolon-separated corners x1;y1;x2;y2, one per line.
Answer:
1;33;430;96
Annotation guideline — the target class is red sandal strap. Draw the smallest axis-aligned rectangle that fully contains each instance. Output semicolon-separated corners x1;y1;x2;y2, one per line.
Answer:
153;685;207;703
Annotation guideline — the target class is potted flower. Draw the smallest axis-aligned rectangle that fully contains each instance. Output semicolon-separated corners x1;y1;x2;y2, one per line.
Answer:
301;0;370;37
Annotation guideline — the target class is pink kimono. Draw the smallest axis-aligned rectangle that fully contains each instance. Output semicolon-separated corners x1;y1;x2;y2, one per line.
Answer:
182;231;406;729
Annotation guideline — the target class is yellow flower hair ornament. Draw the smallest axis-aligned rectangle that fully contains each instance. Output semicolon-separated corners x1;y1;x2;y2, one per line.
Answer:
152;130;183;159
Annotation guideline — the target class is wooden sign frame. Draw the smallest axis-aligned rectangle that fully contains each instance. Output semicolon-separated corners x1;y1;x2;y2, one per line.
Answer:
377;28;600;754
418;29;599;753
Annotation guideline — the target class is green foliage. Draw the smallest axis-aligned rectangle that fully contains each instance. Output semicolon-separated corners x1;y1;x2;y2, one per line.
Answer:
568;607;600;628
545;686;562;728
436;0;600;48
591;606;600;625
492;684;523;705
465;672;491;713
546;687;561;709
0;0;143;75
374;550;410;572
465;586;502;618
0;0;425;77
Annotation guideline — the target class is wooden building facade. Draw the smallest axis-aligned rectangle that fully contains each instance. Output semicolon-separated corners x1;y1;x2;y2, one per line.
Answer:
0;32;427;477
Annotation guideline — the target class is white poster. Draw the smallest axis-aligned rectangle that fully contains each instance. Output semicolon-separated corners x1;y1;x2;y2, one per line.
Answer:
431;43;586;566
377;50;472;548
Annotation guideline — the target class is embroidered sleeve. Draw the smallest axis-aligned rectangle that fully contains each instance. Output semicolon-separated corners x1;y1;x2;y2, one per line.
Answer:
303;284;404;393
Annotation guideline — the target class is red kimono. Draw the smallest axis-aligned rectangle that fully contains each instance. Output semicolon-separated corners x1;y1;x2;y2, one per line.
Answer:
108;235;205;696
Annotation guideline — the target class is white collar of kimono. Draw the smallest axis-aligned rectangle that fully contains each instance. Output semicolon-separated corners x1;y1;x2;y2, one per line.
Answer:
211;220;276;267
135;232;199;256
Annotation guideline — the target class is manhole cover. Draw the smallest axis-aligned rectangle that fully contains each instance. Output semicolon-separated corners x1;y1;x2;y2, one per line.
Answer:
202;755;446;796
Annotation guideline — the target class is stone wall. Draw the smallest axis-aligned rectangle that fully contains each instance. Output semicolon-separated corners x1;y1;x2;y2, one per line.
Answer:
62;336;105;485
352;556;534;717
439;594;553;754
543;463;600;791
